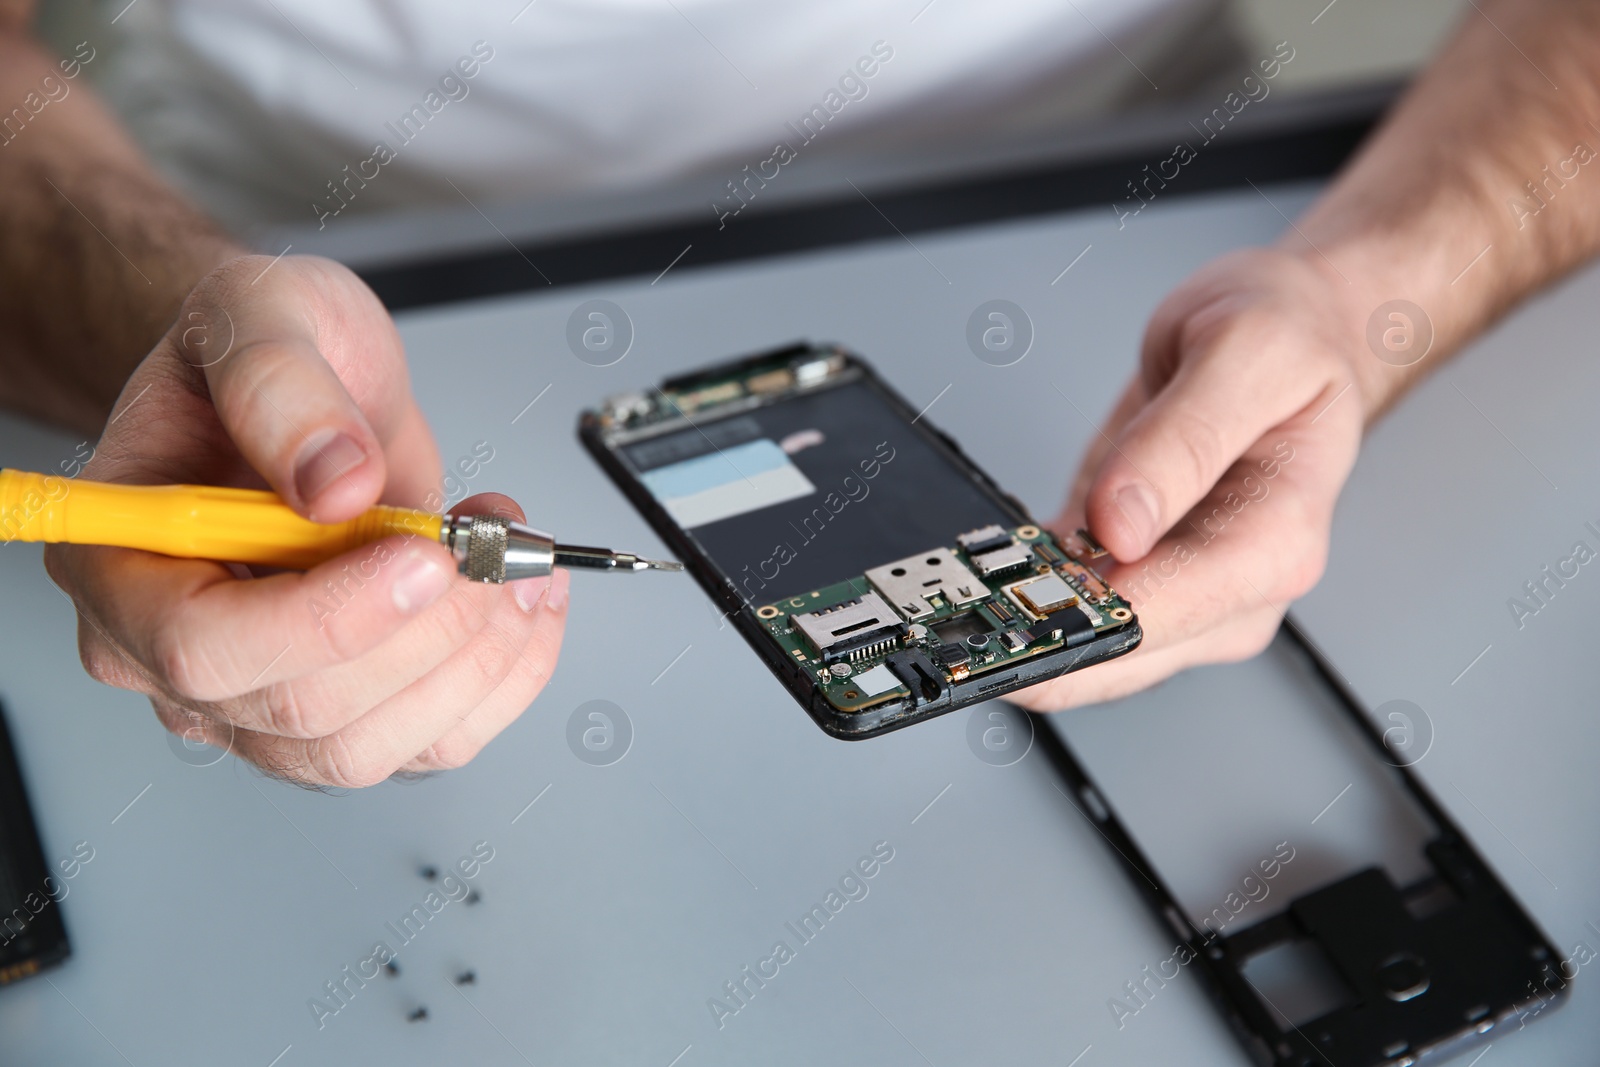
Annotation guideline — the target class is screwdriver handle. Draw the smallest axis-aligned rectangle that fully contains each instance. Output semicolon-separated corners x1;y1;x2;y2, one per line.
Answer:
0;469;443;570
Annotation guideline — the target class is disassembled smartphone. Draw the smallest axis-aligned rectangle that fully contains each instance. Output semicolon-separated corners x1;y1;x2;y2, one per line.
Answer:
579;342;1141;738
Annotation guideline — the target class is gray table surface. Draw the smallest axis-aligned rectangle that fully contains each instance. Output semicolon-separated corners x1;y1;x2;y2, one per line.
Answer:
1;180;1596;1065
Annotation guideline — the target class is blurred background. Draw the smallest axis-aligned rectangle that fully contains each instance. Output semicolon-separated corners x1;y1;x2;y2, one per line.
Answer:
35;0;1472;252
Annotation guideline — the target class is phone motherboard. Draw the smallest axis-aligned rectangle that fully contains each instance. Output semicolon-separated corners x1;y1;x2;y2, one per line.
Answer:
764;522;1133;712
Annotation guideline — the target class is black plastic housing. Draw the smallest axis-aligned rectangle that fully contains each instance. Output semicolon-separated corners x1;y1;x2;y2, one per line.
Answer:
1029;620;1568;1066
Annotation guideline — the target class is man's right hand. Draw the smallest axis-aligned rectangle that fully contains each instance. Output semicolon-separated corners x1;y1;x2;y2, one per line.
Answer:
44;255;569;787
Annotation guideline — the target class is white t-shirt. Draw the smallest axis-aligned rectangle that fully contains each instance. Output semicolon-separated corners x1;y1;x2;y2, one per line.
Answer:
104;0;1221;230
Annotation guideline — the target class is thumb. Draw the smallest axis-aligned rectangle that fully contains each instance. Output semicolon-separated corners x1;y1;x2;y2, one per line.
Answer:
177;257;388;522
1085;330;1329;563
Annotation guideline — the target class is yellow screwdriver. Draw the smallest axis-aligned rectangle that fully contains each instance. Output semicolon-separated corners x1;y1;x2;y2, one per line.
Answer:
0;469;681;581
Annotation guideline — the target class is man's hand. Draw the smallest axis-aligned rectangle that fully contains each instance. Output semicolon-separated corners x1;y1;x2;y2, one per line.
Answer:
44;255;568;786
1012;248;1364;711
1014;0;1600;711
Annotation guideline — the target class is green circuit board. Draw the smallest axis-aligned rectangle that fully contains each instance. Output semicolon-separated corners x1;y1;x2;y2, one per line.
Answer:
754;523;1135;713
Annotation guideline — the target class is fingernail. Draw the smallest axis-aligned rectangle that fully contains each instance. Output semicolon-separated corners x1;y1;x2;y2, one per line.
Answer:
295;431;368;506
1112;482;1159;555
511;576;549;613
545;569;570;612
392;550;451;614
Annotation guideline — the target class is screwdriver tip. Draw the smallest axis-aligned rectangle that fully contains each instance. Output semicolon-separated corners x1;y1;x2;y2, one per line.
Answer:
641;558;684;572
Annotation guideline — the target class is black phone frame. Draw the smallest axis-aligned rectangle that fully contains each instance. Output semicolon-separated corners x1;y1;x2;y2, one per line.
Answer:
1026;618;1567;1066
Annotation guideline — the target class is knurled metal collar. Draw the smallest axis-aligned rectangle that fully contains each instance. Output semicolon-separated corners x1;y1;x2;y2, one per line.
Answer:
465;514;510;583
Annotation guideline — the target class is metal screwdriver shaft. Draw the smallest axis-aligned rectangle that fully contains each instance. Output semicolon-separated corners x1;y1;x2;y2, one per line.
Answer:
441;514;681;582
551;543;684;572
